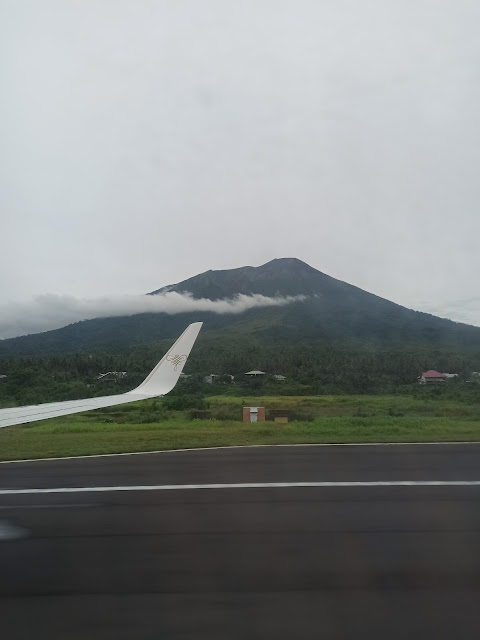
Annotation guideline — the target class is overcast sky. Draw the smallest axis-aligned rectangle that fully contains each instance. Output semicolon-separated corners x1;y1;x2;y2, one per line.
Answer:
1;0;479;334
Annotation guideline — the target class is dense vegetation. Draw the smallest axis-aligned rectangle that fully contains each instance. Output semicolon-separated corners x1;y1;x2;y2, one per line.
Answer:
1;337;480;409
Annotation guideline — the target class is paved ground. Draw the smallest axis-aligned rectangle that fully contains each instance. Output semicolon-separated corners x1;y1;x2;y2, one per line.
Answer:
1;444;480;639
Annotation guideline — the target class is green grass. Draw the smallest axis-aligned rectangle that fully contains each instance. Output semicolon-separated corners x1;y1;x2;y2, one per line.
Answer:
1;394;480;461
1;414;480;462
210;394;480;414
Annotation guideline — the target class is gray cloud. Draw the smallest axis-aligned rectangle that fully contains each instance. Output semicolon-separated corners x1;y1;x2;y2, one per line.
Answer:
0;292;305;339
414;297;480;327
0;1;479;326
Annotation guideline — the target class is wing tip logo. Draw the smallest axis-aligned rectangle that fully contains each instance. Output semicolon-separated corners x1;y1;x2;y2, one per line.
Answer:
166;354;187;370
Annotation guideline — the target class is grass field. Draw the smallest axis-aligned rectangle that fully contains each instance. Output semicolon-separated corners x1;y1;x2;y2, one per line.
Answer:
1;394;480;461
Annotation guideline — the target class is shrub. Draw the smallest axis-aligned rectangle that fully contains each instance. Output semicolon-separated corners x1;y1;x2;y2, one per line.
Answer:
163;394;208;411
210;406;242;421
188;409;213;420
387;407;405;417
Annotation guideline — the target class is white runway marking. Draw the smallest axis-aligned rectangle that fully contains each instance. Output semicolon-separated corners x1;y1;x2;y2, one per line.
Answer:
0;503;99;510
1;481;480;495
1;441;480;464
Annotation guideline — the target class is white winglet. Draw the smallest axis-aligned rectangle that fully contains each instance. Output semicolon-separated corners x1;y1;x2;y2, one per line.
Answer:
130;322;203;397
0;322;203;429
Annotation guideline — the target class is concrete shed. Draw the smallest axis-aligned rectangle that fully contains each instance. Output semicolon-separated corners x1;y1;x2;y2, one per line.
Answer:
243;407;266;422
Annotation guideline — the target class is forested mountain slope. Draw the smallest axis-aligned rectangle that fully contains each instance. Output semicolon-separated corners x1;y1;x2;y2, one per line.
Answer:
1;258;480;360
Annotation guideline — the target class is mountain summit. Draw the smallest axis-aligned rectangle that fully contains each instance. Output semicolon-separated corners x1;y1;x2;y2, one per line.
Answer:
150;258;328;299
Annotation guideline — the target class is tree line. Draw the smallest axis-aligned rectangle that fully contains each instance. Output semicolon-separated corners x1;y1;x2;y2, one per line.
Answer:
1;335;480;407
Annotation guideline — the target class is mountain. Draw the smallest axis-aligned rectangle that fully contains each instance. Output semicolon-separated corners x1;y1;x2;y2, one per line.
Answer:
2;258;480;362
149;258;351;299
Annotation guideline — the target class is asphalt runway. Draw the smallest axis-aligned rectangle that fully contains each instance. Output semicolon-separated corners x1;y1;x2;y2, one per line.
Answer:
1;444;480;639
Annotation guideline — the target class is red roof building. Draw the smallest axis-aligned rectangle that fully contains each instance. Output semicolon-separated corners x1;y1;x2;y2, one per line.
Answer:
419;370;447;384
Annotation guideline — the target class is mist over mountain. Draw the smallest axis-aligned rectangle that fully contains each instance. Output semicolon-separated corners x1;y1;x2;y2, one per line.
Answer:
1;258;480;359
0;291;303;340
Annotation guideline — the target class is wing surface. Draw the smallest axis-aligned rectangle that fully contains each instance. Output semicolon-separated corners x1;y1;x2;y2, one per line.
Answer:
0;322;202;429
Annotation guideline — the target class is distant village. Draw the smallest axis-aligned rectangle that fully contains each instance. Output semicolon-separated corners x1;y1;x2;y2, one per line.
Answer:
3;369;478;386
84;369;480;386
418;370;480;384
199;371;286;384
1;368;480;387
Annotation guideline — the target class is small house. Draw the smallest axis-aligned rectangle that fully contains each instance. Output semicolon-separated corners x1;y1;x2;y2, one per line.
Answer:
419;370;447;384
97;371;127;382
203;374;218;384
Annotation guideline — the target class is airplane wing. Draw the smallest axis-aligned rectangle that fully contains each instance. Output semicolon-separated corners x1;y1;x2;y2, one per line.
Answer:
0;322;202;429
